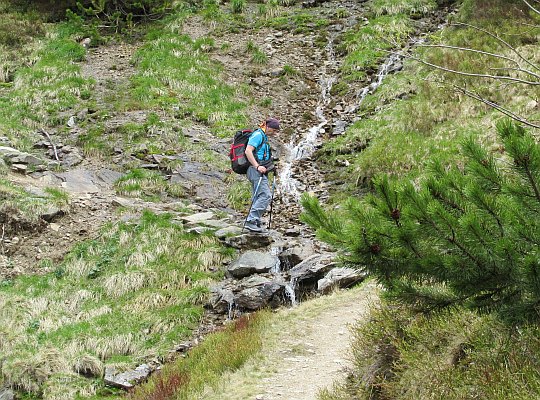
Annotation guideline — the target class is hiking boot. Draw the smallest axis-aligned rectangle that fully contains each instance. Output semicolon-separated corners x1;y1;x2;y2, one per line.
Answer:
245;220;263;232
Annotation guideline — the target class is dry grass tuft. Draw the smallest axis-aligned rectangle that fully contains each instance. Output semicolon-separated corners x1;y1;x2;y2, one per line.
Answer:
103;271;151;297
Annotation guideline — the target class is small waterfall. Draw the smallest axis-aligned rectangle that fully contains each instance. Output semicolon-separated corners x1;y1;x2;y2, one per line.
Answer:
284;277;298;306
348;52;403;113
280;37;337;203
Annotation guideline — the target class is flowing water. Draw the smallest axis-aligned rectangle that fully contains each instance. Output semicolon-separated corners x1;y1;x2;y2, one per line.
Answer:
279;40;405;203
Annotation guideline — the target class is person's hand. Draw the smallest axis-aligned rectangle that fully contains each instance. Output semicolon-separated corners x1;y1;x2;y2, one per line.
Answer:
256;165;267;174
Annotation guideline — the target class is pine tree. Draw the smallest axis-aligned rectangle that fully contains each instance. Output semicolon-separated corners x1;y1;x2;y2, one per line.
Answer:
302;120;540;322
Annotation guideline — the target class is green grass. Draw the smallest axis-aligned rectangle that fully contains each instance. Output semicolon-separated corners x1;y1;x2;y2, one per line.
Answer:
0;211;234;398
369;0;437;16
321;0;539;194
320;302;540;400
114;168;187;200
339;14;414;82
128;13;248;134
0;179;70;224
129;313;268;400
0;16;93;151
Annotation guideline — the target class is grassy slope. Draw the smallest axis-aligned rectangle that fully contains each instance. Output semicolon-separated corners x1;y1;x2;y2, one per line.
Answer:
321;0;540;194
0;212;233;398
319;0;540;399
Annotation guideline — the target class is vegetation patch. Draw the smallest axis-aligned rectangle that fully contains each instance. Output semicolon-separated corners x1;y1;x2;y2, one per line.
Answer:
129;313;268;400
320;302;540;400
321;0;539;190
0;16;93;151
0;211;234;398
129;13;247;134
0;179;69;231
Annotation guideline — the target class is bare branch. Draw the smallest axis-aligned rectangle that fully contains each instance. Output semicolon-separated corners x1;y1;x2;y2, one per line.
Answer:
523;0;540;15
382;49;540;85
39;128;60;161
416;43;540;80
452;84;540;129
451;22;540;73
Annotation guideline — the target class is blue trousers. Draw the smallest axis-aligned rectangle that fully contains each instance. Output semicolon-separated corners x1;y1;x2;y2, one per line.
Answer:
246;166;272;224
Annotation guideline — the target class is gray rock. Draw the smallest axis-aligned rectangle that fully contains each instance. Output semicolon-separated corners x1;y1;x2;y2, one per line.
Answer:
214;225;243;239
104;364;151;389
289;254;334;285
181;211;214;224
40;205;65;222
67;116;76;127
317;267;365;294
0;388;14;400
280;239;315;269
200;219;230;229
11;163;28;173
227;250;279;278
96;169;124;185
0;137;12;146
55;169;100;194
0;146;22;159
224;233;272;249
12;153;42;166
235;278;284;310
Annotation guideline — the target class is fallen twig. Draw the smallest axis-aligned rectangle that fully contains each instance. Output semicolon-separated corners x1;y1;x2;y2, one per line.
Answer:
39;128;60;161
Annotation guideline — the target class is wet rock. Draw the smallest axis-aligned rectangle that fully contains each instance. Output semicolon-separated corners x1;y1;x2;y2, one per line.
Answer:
0;388;14;400
332;120;348;136
227;250;279;278
209;275;286;312
317;267;365;294
235;275;284;310
104;364;151;389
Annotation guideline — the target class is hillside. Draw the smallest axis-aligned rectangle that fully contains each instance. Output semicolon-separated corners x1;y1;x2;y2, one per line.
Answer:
0;0;539;399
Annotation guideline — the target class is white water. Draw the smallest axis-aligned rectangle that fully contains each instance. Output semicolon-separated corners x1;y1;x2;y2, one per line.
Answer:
350;52;403;113
279;38;337;202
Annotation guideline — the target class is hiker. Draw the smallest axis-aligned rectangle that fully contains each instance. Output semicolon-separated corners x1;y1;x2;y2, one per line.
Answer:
244;117;280;232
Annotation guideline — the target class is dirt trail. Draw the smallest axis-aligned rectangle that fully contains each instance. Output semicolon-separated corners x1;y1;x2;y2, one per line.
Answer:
202;282;379;400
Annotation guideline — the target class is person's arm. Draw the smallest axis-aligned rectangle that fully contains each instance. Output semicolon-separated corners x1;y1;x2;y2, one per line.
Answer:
245;145;267;174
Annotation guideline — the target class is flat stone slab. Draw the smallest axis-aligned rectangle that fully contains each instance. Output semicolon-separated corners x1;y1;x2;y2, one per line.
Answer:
180;212;215;224
56;169;100;193
214;225;243;238
104;364;151;389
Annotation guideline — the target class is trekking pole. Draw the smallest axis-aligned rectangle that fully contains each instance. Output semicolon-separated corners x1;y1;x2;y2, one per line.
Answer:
268;170;277;230
242;175;264;233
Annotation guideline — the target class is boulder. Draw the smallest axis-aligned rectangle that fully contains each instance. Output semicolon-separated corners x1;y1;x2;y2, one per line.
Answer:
317;267;365;294
223;233;273;249
209;275;287;312
104;364;151;389
280;239;316;270
227;250;279;278
288;254;334;287
235;276;284;310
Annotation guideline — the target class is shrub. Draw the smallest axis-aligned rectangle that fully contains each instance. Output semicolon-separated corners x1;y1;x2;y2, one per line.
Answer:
302;120;540;323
